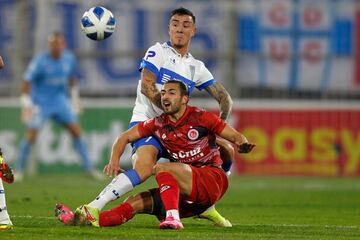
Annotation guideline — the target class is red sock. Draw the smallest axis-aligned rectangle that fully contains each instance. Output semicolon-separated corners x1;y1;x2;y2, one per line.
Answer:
155;172;179;211
99;202;135;227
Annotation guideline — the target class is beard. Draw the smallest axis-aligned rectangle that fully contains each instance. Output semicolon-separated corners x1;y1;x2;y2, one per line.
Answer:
172;42;185;49
163;103;181;115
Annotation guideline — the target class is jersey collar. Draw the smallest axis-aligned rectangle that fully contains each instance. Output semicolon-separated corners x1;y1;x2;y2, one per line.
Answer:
165;105;193;127
165;41;191;58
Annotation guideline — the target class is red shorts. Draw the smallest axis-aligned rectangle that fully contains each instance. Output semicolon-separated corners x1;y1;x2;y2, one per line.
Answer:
150;166;228;219
186;166;228;209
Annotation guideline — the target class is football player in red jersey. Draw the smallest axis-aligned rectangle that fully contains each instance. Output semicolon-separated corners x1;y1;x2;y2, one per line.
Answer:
74;7;234;228
57;80;254;229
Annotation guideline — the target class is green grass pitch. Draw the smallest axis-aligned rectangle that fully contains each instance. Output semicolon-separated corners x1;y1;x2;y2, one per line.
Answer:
2;174;360;239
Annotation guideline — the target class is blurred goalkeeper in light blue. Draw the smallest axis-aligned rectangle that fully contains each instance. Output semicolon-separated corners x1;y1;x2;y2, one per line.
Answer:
16;32;103;181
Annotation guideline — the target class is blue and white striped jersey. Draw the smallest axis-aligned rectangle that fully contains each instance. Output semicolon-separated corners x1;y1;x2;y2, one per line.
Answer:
131;41;216;122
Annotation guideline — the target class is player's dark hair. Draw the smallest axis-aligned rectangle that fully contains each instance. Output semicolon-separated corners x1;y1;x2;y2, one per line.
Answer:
171;7;196;23
49;31;64;38
48;31;65;41
166;79;189;96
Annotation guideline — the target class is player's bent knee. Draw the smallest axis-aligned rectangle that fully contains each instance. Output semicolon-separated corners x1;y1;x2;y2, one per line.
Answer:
133;156;157;167
134;157;157;180
135;168;152;182
152;162;170;175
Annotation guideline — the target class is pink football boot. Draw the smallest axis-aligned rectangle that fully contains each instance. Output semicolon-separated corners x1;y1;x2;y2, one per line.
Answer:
159;216;184;230
55;203;74;225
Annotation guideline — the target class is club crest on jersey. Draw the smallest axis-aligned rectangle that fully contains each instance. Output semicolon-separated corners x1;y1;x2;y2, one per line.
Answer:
187;128;199;140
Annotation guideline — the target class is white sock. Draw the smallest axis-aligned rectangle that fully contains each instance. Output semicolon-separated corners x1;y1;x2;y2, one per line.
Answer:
166;209;180;221
0;180;12;225
88;173;134;210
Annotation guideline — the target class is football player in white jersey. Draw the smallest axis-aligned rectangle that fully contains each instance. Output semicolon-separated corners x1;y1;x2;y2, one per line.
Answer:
73;7;234;227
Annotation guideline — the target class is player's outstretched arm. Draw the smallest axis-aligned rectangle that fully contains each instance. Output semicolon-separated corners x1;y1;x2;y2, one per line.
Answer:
219;125;255;154
140;68;162;109
104;125;143;177
205;82;233;121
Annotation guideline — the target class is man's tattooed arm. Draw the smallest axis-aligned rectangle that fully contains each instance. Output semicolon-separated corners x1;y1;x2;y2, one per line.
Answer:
205;82;233;121
140;68;162;109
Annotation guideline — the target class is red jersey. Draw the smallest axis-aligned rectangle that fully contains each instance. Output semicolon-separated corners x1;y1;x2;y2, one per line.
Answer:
138;106;226;168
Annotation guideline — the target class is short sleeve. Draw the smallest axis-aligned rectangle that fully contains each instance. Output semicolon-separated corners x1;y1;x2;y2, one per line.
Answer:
137;118;157;137
23;55;42;83
200;110;226;135
195;61;216;91
139;43;164;76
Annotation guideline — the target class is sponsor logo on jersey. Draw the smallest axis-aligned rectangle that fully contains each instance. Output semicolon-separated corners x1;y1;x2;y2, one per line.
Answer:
187;128;199;140
171;146;202;160
145;50;156;60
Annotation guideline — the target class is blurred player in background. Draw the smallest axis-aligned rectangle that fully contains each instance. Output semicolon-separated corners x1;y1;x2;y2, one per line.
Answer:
0;56;14;230
15;32;103;181
56;80;255;229
69;7;235;227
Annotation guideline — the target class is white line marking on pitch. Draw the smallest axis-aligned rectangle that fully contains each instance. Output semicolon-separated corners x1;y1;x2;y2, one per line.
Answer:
11;216;360;230
12;215;54;219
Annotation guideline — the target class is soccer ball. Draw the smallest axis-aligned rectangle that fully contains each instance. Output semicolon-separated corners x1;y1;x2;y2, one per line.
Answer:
80;6;116;41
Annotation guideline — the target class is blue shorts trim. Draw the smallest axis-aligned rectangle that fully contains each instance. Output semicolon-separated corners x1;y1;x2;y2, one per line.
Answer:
129;121;165;159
